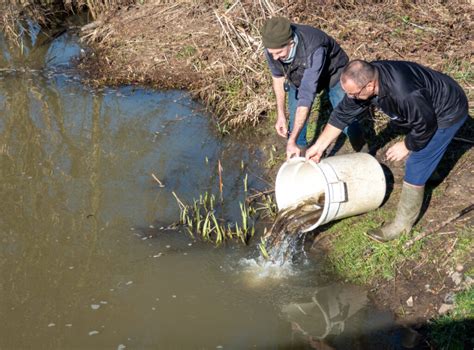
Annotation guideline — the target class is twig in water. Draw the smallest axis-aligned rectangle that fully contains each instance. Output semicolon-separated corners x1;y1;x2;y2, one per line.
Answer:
404;203;474;248
151;173;165;187
246;189;275;204
218;159;223;200
171;191;186;209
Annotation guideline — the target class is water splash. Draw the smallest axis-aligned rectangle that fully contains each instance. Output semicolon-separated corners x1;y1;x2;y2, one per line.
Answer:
261;194;325;266
238;256;297;279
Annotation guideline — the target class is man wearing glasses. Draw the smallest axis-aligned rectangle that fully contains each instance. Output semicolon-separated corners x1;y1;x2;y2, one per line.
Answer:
260;17;366;159
306;59;469;242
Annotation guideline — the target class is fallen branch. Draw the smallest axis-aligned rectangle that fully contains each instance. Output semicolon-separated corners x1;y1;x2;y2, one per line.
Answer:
246;188;274;204
404;203;474;248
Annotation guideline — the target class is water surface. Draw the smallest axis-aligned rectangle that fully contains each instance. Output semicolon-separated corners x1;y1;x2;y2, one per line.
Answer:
0;25;403;350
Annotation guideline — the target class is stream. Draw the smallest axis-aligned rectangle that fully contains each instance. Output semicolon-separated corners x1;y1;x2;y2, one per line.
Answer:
0;20;406;350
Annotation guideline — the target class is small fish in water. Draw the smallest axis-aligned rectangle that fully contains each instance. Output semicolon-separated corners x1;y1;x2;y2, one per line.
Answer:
262;193;325;264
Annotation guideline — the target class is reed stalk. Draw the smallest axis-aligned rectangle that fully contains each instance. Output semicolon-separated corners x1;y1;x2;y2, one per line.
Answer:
173;190;255;246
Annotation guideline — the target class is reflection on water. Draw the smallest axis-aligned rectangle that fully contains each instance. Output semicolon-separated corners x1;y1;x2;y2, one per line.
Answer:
0;25;406;349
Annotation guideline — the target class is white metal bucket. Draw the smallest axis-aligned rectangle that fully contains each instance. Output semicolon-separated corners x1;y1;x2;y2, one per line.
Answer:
275;153;386;232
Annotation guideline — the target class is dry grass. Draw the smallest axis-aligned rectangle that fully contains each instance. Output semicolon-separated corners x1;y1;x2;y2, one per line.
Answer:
76;0;473;129
2;1;473;129
0;0;135;39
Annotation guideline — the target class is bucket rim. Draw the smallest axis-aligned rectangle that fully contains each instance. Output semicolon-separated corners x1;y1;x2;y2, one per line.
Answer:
275;158;332;233
301;160;332;232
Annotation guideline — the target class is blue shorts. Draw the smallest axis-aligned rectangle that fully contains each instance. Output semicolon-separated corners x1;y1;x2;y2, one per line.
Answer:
288;82;361;146
405;115;468;186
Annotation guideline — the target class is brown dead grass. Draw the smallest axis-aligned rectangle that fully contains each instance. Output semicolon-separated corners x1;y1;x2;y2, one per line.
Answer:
77;0;473;129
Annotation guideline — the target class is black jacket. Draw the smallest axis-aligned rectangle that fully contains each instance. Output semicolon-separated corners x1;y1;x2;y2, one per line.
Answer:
265;24;348;89
329;60;469;151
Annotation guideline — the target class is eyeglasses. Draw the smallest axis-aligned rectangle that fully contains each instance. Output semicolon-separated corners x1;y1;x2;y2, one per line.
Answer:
346;81;370;99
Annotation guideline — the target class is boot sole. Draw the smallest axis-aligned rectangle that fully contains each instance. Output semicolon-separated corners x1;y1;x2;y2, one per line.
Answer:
364;231;388;243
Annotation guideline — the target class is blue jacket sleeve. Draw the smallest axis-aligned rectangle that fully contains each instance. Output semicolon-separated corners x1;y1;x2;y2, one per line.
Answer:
296;46;326;108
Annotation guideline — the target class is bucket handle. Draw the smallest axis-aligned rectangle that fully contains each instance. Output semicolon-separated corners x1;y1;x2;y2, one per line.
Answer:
329;181;346;203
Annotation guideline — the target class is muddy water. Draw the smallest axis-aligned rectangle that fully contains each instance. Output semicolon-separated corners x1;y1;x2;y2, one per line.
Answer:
0;27;405;349
262;195;324;265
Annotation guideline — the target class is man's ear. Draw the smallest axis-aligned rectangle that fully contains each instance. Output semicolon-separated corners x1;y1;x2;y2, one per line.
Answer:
368;80;376;91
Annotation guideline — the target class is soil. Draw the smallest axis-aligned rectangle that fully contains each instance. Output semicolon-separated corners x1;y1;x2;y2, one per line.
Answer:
72;0;473;341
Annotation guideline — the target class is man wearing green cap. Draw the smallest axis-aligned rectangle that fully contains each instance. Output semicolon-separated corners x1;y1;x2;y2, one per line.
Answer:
261;17;365;158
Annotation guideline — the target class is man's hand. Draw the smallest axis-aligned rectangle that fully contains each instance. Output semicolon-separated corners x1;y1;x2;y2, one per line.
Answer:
286;140;301;159
275;115;288;138
386;141;410;162
304;124;343;163
305;144;325;163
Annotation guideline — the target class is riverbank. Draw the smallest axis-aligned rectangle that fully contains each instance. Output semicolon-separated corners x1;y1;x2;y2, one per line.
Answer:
4;1;472;348
76;1;474;347
74;2;473;346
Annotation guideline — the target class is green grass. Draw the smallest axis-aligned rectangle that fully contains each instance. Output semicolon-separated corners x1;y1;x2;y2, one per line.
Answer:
451;227;474;263
265;144;285;168
428;288;474;350
443;59;473;85
323;209;424;284
176;45;197;59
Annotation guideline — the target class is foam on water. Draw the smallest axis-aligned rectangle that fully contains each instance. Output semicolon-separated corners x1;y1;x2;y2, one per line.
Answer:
238;255;297;279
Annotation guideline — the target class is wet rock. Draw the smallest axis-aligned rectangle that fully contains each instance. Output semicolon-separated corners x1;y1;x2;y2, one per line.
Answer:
438;303;454;315
406;296;414;307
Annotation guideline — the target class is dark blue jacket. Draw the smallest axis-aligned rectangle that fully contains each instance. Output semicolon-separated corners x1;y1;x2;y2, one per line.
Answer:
265;24;348;108
329;60;469;151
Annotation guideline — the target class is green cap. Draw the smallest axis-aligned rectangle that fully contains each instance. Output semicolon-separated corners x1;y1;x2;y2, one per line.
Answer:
261;17;293;49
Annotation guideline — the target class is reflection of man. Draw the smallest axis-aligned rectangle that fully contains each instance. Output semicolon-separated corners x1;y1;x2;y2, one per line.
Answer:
306;59;469;242
260;17;365;159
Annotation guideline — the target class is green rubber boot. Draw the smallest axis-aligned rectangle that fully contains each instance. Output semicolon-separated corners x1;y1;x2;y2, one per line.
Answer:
367;182;424;243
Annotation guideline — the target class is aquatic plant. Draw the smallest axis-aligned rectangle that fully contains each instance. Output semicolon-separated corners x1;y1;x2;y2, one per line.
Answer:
258;235;269;260
252;193;277;219
172;191;254;246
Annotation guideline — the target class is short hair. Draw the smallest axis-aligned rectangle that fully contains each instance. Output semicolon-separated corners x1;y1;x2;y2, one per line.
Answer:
341;60;376;87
